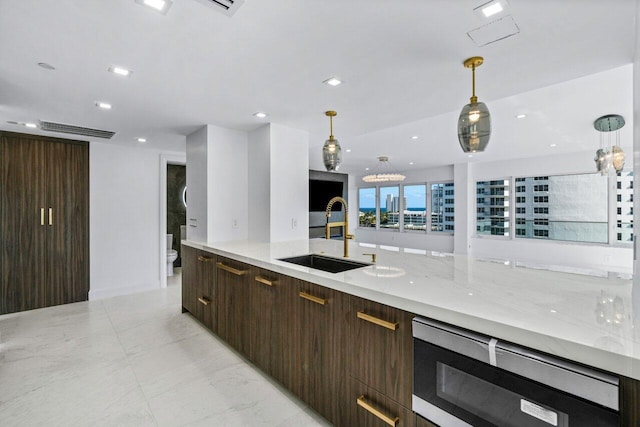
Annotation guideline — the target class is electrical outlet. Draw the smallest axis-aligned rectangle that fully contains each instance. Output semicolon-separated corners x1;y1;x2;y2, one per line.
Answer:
292;218;297;229
232;219;238;229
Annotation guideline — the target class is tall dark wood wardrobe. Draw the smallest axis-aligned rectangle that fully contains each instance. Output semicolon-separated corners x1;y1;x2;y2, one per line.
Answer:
0;131;89;315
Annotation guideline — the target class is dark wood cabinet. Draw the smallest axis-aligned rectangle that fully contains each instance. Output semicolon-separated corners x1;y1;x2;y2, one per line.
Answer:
291;280;348;426
350;377;416;427
620;375;640;427
216;256;251;355
349;295;415;408
0;131;89;315
416;414;438;427
181;245;216;331
249;266;292;385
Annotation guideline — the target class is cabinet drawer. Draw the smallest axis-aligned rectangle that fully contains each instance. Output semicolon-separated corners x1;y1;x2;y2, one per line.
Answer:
350;378;415;427
350;296;414;408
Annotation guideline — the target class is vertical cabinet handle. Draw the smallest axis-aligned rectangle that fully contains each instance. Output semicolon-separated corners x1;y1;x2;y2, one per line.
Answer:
216;261;247;276
299;291;326;305
40;208;45;226
356;396;399;426
48;208;53;226
255;276;276;286
357;311;399;331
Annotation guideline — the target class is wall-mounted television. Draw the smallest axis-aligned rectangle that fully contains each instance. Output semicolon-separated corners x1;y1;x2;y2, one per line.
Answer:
309;179;343;212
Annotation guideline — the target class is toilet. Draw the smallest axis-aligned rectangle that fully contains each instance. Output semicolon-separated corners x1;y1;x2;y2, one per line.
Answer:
166;234;178;276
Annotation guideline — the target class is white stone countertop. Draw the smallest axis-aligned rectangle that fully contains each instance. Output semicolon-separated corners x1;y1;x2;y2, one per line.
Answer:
183;238;640;381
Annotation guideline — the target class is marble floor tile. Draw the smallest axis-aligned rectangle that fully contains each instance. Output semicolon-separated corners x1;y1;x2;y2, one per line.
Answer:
0;284;330;427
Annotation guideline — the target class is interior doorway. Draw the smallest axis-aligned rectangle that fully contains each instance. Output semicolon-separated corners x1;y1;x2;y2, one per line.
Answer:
159;153;186;288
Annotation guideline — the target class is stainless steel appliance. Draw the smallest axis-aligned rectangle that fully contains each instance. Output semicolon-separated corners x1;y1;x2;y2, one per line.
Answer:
412;317;619;427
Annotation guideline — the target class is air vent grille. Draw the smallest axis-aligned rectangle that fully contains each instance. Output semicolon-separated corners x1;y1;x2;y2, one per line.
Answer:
194;0;244;16
39;121;115;139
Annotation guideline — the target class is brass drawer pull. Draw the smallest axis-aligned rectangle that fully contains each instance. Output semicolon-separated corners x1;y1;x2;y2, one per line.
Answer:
198;255;213;262
299;291;326;305
48;207;53;226
356;395;399;426
255;276;276;286
357;311;399;331
40;208;45;226
216;261;247;276
197;296;211;306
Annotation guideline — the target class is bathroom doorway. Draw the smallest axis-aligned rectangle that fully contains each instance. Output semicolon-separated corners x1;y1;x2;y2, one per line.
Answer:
159;153;186;288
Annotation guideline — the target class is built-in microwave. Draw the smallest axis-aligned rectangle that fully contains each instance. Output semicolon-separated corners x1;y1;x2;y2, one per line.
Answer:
412;317;620;427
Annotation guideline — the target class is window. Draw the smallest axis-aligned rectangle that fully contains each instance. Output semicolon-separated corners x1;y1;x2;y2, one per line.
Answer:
431;183;455;232
516;229;526;236
617;194;622;202
358;188;376;228
476;180;510;236
516;196;526;203
403;184;426;231
618;207;622;215
380;186;400;230
516;218;526;225
514;174;607;243
516;207;526;214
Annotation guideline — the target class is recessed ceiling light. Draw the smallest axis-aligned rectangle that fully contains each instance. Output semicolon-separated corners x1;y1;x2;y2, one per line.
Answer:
96;101;112;110
411;135;419;140
137;137;147;143
323;77;342;86
37;62;56;70
515;114;527;119
409;162;414;165
24;123;38;128
135;0;173;14
253;112;268;118
346;149;352;153
468;154;473;158
474;0;507;19
365;167;370;171
108;65;132;77
549;143;557;148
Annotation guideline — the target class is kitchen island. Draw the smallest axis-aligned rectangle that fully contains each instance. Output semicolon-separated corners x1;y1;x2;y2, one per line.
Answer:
182;238;639;426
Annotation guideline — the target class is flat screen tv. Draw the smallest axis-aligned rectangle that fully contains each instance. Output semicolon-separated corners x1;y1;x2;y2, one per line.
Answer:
309;179;343;212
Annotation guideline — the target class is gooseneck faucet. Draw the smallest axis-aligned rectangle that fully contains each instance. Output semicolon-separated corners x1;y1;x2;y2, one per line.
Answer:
325;196;353;257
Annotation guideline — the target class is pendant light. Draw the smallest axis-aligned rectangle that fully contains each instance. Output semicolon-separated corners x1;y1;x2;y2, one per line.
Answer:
322;110;342;171
594;114;625;175
457;56;491;153
362;156;406;183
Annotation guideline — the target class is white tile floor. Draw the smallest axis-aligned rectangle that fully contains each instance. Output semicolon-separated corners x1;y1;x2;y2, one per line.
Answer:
0;272;331;427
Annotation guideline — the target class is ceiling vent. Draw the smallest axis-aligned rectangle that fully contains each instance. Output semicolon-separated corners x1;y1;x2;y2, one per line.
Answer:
192;0;244;17
39;120;115;139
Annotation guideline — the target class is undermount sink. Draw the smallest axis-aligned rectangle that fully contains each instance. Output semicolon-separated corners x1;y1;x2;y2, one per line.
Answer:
278;254;370;273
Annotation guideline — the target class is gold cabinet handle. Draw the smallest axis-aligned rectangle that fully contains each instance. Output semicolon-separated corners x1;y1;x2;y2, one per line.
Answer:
40;208;45;226
198;255;213;262
356;396;399;427
255;276;276;286
197;296;211;306
299;291;326;305
48;207;53;226
357;311;399;331
216;261;247;276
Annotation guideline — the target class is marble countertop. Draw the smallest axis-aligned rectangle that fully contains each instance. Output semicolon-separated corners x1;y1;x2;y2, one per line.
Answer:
183;238;640;381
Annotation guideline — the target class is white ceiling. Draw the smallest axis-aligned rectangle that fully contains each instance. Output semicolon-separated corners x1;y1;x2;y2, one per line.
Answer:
0;0;637;175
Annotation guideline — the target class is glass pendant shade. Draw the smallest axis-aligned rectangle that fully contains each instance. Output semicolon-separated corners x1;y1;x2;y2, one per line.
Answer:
322;137;342;172
593;114;625;175
457;56;491;153
458;101;491;153
322;110;342;171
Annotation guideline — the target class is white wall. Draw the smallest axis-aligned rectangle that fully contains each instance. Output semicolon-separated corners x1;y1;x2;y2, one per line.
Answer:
269;123;309;242
186;126;208;243
248;125;271;242
90;142;183;299
206;125;249;242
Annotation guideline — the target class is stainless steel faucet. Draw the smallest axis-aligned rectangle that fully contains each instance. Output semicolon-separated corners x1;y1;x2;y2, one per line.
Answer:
325;196;353;257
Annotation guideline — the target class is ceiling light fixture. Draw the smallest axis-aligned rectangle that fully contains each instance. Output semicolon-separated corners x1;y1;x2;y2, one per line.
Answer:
108;65;132;77
253;112;268;118
137;137;147;143
135;0;173;14
411;135;419;140
24;123;38;128
474;0;508;19
362;157;405;183
594;114;625;175
457;56;491;153
96;101;112;110
322;110;342;172
515;114;527;119
323;77;342;86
